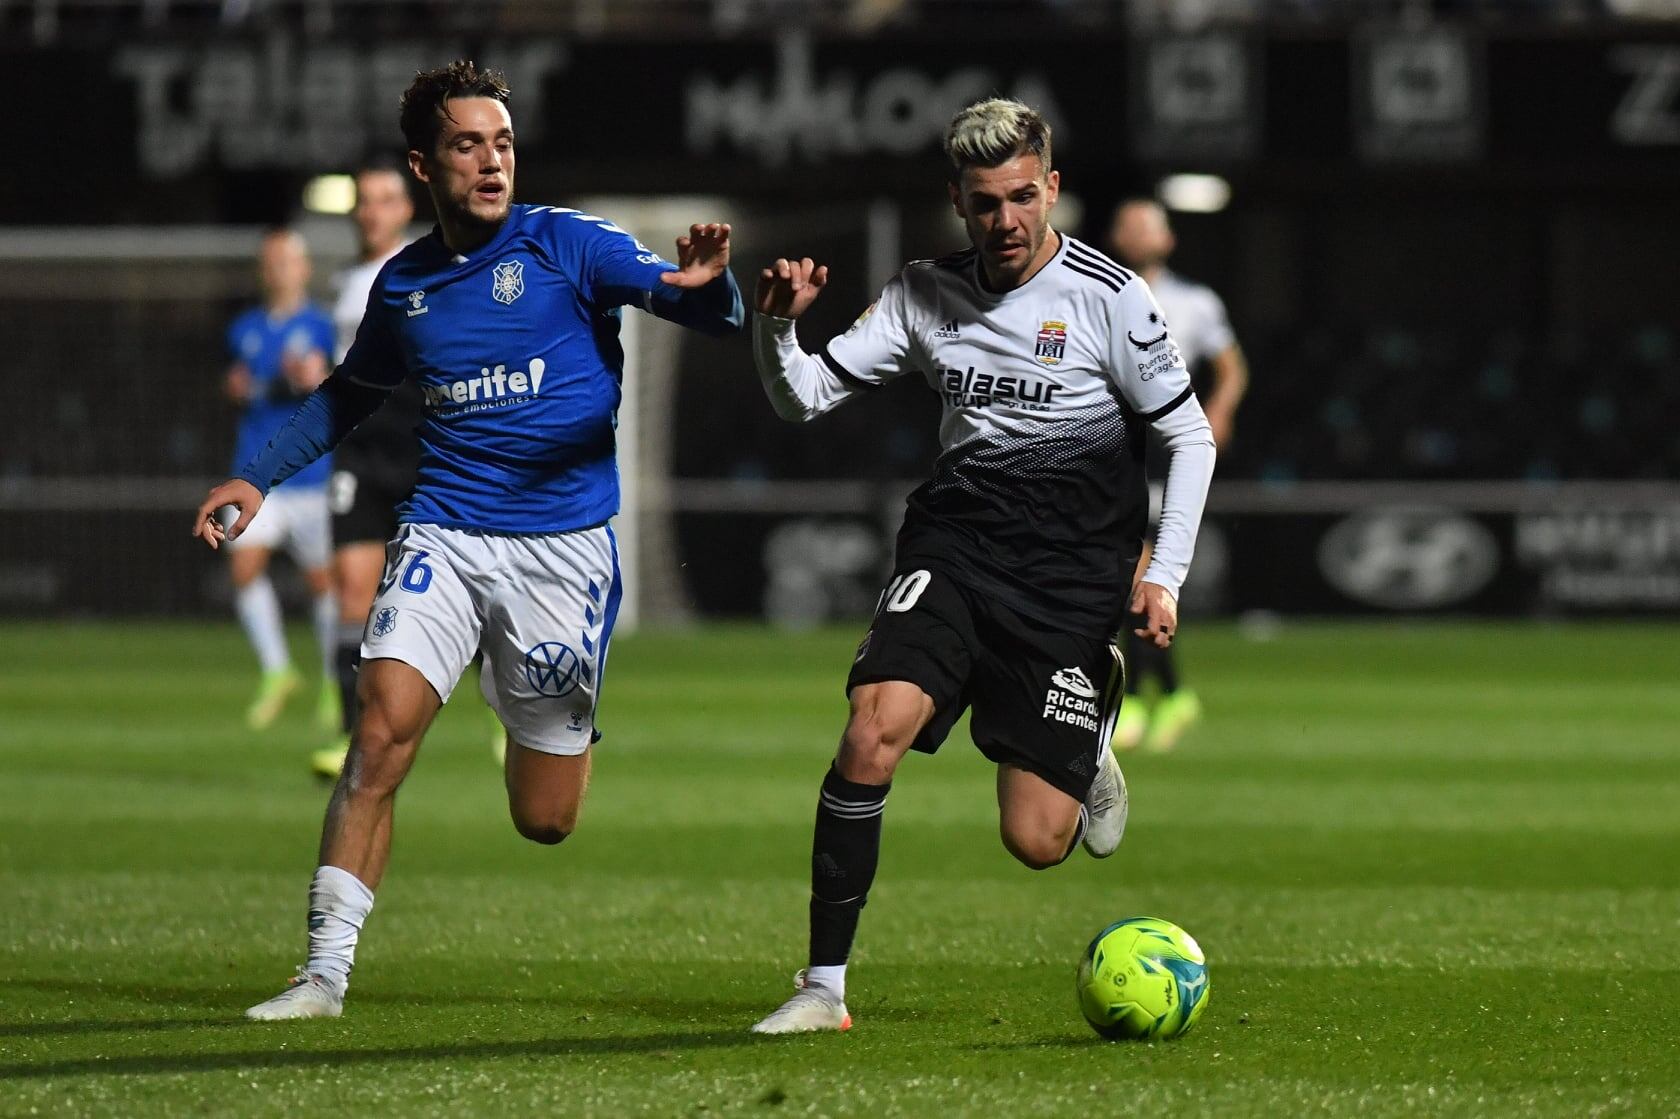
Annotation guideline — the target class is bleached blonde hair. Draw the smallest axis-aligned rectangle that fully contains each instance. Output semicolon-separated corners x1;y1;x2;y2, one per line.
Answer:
943;98;1053;182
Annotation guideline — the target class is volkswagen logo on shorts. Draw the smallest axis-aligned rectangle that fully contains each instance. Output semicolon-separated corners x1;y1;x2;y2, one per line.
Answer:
1318;508;1499;609
524;641;582;698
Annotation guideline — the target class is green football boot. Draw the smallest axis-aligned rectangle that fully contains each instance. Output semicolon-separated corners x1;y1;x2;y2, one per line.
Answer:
1144;689;1202;753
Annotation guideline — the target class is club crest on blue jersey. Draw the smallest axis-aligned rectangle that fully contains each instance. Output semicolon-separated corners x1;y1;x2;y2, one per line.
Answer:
491;260;525;305
1034;320;1067;366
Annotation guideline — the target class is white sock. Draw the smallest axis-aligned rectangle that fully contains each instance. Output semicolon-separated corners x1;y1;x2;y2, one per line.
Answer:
312;591;338;676
305;865;374;996
805;964;846;999
234;576;289;674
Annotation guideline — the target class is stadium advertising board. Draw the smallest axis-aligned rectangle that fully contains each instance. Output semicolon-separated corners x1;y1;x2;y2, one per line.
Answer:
8;27;1680;220
660;488;1680;624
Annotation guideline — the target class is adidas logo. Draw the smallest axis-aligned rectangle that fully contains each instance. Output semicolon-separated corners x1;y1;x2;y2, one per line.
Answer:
935;318;960;338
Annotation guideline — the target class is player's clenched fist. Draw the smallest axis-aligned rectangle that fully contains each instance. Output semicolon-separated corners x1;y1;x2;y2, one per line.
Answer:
192;477;263;550
755;257;829;320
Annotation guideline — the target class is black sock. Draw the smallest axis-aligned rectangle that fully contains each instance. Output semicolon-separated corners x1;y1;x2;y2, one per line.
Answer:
1157;643;1181;694
808;765;890;968
1123;625;1150;694
1126;620;1184;695
334;622;362;735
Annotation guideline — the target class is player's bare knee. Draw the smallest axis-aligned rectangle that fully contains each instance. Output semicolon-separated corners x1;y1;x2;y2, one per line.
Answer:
512;818;571;846
342;719;414;799
837;715;908;784
1001;823;1073;871
510;803;577;846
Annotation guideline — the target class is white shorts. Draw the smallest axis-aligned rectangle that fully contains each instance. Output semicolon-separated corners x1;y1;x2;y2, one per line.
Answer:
361;523;623;755
225;486;331;569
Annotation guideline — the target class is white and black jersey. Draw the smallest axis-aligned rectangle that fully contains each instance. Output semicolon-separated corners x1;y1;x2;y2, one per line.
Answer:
329;248;424;486
1148;268;1235;372
753;232;1216;637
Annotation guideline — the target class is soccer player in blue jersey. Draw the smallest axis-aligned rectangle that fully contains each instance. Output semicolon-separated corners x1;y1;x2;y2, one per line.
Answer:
191;61;745;1020
222;230;340;731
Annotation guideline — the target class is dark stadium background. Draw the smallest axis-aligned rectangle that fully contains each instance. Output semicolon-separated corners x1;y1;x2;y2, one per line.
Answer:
2;0;1677;624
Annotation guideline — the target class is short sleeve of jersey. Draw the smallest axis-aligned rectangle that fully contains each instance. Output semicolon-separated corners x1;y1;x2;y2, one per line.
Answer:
821;272;916;389
1106;278;1194;419
1190;287;1235;359
335;281;405;391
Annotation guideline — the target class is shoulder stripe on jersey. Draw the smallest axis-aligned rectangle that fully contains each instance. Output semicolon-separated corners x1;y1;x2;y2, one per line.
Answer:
931;248;977;271
1064;242;1133;285
1142;385;1195;422
821;345;879;391
1061;259;1124;294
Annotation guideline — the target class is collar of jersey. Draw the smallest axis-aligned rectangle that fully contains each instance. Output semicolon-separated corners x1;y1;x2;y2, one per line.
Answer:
427;206;526;267
970;229;1068;303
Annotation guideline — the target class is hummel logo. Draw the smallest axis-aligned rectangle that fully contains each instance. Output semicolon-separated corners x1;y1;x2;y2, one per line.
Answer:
935;318;960;338
406;290;429;318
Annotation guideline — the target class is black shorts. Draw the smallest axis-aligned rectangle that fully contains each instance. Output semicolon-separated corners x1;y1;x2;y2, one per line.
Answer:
328;465;411;548
846;566;1124;800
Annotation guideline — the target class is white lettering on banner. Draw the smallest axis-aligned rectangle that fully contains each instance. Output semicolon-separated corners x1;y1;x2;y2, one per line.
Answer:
1515;507;1680;607
113;37;564;178
686;32;1067;167
1609;45;1680;146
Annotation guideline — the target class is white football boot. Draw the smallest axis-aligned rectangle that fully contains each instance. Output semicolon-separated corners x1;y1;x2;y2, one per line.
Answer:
245;970;344;1020
750;970;852;1035
1081;745;1128;858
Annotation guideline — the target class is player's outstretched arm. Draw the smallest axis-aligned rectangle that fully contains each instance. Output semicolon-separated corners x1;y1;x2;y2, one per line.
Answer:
752;260;913;423
660;223;732;289
642;223;745;335
755;257;829;319
190;373;389;550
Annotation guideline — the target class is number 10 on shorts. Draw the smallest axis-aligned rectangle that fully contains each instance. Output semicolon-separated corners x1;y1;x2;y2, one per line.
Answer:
881;570;931;614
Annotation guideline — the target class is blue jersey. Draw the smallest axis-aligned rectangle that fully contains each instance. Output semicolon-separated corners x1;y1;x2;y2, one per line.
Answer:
332;204;742;534
227;306;336;488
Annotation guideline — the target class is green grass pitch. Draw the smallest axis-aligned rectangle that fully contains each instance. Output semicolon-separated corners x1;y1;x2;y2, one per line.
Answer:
2;620;1678;1116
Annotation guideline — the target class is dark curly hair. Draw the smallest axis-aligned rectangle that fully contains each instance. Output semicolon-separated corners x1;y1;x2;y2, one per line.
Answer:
399;60;511;154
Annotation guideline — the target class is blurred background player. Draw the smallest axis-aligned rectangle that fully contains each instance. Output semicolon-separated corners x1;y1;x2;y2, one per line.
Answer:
221;229;338;731
1105;198;1249;752
311;160;422;780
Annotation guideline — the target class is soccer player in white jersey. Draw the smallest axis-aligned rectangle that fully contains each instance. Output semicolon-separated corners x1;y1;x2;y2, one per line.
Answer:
191;61;744;1020
1106;198;1250;752
220;229;339;731
747;99;1216;1033
311;158;419;780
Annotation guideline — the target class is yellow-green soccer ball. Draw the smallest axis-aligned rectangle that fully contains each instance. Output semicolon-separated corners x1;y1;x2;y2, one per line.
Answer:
1076;917;1209;1040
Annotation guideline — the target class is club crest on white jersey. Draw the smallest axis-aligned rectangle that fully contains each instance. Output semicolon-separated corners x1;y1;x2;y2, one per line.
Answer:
1034;320;1067;365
